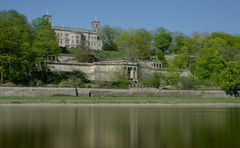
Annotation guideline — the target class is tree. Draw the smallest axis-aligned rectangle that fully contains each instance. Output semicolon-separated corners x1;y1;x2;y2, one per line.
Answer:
193;48;225;81
99;25;119;51
116;31;131;51
203;32;240;62
132;29;151;59
173;54;189;69
153;27;172;53
174;33;203;70
0;10;32;82
169;32;186;54
31;18;59;82
219;62;240;97
32;18;59;55
116;29;151;60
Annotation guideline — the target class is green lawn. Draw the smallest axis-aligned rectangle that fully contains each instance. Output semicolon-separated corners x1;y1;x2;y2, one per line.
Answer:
91;50;125;60
0;96;239;104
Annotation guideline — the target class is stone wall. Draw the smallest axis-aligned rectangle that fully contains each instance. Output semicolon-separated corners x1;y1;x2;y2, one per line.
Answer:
48;60;138;81
0;87;230;98
48;63;96;80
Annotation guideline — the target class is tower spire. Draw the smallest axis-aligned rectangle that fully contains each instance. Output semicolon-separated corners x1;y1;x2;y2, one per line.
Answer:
46;6;49;15
92;15;100;33
94;14;97;21
42;6;52;25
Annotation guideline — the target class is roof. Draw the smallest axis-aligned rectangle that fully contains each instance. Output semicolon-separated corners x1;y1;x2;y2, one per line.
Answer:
53;26;96;34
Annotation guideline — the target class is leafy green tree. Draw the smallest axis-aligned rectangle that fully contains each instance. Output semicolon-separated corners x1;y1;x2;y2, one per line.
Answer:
132;29;151;59
193;48;225;80
174;33;204;70
156;49;165;61
32;18;59;55
219;62;240;97
31;17;59;82
203;32;240;62
99;25;119;51
0;10;33;82
116;31;131;52
153;27;172;53
173;54;189;69
169;32;186;54
116;29;151;60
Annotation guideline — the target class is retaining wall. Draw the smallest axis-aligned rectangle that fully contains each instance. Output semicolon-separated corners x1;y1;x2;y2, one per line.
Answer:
0;87;231;98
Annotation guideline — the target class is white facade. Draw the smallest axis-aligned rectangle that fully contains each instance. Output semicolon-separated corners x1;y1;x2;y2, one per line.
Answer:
43;14;102;50
54;24;102;50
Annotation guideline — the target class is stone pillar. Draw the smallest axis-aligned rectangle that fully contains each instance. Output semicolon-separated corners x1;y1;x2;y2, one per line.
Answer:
130;67;134;79
134;67;137;79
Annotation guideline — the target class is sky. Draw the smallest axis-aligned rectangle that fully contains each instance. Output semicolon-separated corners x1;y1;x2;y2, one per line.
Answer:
0;0;240;35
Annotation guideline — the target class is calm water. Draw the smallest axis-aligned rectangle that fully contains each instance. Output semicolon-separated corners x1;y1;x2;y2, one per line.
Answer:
0;104;240;148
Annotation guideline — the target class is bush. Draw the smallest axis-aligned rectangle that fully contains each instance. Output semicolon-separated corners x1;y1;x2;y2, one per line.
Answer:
111;80;131;88
28;79;43;87
73;49;96;63
59;77;84;87
30;71;90;87
140;73;161;88
112;72;131;88
177;75;199;90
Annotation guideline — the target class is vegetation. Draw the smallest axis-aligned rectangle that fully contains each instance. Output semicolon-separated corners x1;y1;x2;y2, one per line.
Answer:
0;10;240;95
116;29;151;60
0;96;240;104
177;75;200;90
0;10;60;85
73;49;95;63
99;25;120;51
219;62;240;96
112;71;131;88
91;50;125;60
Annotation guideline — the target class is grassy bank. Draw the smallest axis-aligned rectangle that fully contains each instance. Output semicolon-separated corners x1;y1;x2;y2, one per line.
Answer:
0;96;240;104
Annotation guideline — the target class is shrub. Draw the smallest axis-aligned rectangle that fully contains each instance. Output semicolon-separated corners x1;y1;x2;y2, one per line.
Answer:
112;72;131;88
140;73;161;88
178;75;200;90
73;49;96;63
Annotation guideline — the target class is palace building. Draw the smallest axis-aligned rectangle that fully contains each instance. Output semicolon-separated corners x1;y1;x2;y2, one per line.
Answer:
43;14;103;50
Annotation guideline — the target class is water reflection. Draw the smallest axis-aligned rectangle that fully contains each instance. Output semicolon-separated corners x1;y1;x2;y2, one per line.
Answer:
0;105;240;148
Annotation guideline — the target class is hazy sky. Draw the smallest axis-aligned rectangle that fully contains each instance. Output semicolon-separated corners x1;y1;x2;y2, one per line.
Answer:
1;0;239;34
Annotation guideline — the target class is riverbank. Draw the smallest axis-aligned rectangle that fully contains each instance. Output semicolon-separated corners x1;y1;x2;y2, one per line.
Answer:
0;96;240;104
0;87;234;98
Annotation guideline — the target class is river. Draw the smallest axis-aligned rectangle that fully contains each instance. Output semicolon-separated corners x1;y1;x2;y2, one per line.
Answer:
0;104;239;148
